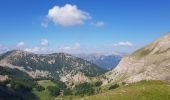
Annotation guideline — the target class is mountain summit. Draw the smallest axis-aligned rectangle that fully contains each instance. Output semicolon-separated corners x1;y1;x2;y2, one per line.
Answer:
103;32;170;84
0;50;106;83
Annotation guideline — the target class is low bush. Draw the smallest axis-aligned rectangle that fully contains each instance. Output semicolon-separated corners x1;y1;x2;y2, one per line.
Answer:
36;85;45;91
74;82;94;96
47;86;60;96
108;84;119;90
95;81;103;87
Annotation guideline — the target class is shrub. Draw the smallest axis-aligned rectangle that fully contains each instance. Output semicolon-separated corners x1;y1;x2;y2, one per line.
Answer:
122;82;126;85
63;88;72;95
95;81;103;87
52;79;67;89
47;86;60;96
9;76;36;92
36;85;45;91
74;82;94;96
0;75;38;100
108;84;119;90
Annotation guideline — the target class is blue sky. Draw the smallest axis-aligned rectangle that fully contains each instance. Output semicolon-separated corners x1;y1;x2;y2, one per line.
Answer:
0;0;170;54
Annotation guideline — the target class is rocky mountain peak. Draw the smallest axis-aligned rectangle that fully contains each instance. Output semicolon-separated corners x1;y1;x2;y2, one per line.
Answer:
149;32;170;54
103;32;170;84
0;50;106;84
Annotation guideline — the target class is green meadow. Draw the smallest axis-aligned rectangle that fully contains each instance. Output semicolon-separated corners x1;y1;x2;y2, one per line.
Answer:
33;80;56;100
56;80;170;100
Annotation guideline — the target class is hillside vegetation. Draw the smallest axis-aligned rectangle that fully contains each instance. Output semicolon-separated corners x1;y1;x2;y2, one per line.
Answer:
61;80;170;100
33;80;56;100
0;50;106;84
1;33;170;100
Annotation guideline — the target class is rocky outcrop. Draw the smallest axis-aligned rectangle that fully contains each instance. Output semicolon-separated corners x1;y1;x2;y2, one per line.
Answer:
103;32;170;84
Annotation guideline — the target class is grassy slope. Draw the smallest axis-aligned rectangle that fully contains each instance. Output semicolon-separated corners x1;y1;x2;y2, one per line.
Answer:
32;80;56;100
60;80;170;100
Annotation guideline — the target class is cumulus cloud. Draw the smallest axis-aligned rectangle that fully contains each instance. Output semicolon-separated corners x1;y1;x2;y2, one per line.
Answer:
0;44;10;54
17;41;25;47
40;39;49;46
24;47;53;54
91;21;104;27
59;42;81;52
23;39;51;53
113;41;134;47
47;4;90;27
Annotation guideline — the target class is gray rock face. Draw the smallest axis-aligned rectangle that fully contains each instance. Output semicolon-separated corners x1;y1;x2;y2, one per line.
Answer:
103;32;170;84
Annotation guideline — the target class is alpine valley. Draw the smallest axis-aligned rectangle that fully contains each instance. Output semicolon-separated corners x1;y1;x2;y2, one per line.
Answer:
1;1;170;100
0;32;170;100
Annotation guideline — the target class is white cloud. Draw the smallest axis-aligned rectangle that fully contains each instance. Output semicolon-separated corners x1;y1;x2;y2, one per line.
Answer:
113;41;134;47
47;4;90;27
17;41;25;47
91;21;104;27
24;47;53;54
40;39;49;46
24;47;40;52
0;44;10;54
13;39;51;54
59;42;81;52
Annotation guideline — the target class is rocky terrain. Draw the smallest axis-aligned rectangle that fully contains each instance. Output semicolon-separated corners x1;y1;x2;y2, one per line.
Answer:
102;32;170;84
0;50;106;84
0;33;170;100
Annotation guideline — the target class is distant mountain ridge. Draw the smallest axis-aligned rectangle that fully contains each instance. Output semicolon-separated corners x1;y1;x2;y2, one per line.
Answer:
75;53;123;70
0;50;106;83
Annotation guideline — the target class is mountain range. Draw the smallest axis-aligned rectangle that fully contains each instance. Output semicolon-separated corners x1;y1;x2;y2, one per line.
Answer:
75;53;123;70
1;32;170;86
0;32;170;100
1;32;170;85
0;50;106;84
